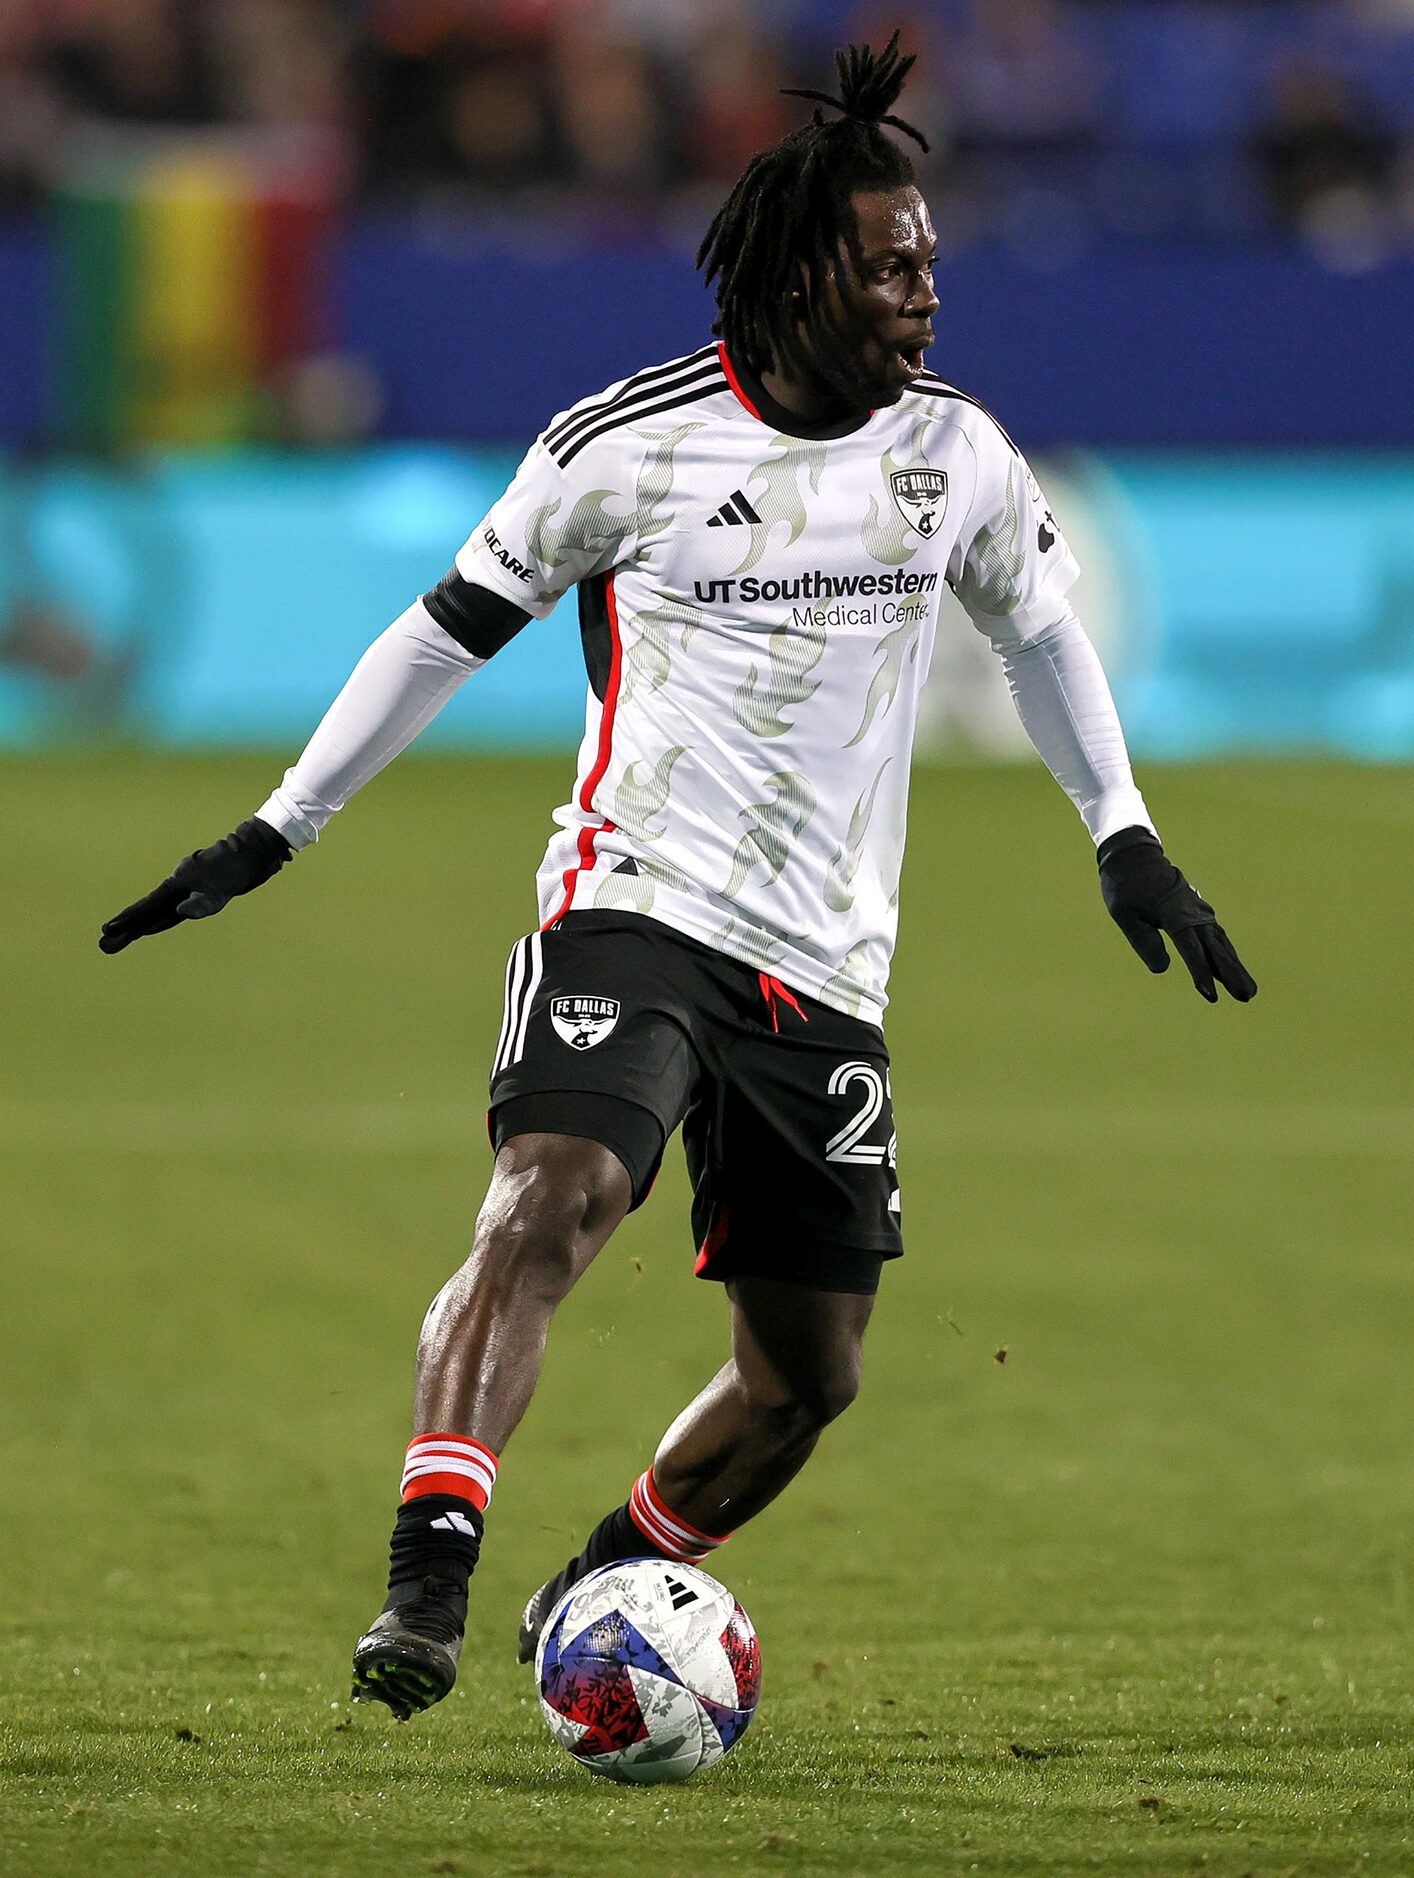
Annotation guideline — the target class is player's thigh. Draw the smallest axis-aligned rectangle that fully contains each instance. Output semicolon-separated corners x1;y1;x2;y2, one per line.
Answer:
489;914;699;1209
688;1002;902;1294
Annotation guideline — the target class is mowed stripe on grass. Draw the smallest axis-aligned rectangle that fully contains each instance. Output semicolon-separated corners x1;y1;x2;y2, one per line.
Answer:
0;1097;1408;1153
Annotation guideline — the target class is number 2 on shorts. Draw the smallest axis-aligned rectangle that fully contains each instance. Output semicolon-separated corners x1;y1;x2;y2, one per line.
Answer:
825;1061;892;1165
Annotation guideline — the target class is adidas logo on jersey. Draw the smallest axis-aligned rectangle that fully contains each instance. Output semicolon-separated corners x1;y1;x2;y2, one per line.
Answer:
706;489;763;528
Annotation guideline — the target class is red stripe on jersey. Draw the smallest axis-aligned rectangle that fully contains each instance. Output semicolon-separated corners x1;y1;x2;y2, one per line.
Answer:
719;342;873;424
541;571;623;929
718;343;762;420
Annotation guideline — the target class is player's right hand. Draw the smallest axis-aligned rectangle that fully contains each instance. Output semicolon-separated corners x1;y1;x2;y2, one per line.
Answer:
99;818;294;954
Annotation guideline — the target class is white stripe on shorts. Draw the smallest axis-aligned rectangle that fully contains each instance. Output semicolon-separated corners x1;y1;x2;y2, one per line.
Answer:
508;932;543;1069
491;938;524;1077
493;937;530;1078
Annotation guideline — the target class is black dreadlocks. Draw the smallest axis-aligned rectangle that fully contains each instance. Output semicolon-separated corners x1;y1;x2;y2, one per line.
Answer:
697;32;930;384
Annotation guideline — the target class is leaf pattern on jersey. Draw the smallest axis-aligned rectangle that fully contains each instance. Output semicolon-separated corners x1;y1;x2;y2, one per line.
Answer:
609;744;687;842
723;770;818;899
729;436;829;576
824;759;892;913
523;486;627;597
711;916;788;971
861;421;934;567
886;842;908;911
846;618;921;748
618;590;698;706
818;940;873;1017
633;422;701;543
592;866;657;915
880;757;911;910
731;611;826;738
953;459;1024;618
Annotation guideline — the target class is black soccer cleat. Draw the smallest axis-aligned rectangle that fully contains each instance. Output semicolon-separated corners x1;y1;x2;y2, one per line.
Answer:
351;1574;466;1720
517;1502;660;1663
517;1563;581;1665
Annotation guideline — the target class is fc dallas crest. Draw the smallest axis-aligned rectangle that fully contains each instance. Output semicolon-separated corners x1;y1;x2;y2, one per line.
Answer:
550;995;620;1050
889;467;948;538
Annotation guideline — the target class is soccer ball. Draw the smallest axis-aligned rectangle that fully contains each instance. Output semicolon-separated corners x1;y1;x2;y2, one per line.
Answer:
535;1558;761;1784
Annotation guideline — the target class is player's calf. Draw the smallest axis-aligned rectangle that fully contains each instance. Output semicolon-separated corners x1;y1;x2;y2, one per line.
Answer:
517;1291;868;1663
353;1139;630;1717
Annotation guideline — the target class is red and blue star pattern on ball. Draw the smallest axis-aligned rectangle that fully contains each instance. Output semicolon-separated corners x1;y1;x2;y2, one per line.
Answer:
539;1599;757;1759
539;1607;679;1758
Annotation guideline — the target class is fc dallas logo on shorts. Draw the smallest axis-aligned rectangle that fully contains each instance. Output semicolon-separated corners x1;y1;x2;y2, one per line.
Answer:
889;467;948;538
550;995;621;1050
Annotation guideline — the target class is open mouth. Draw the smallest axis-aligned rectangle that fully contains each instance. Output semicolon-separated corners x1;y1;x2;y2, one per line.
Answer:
896;342;929;377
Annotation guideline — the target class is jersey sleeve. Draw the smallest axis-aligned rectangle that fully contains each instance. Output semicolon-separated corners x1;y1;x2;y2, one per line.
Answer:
452;427;640;619
948;423;1081;648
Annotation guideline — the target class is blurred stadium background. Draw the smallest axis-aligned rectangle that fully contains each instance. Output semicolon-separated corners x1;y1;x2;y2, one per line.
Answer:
2;0;1414;754
3;4;1412;1874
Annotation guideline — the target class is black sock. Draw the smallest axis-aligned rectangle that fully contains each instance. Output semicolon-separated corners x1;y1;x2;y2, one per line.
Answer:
386;1495;483;1603
558;1501;671;1588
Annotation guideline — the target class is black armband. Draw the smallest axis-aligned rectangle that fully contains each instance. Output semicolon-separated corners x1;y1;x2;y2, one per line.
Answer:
422;568;532;660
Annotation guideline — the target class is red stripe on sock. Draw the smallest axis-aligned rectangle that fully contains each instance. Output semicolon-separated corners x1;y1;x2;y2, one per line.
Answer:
402;1471;491;1506
401;1432;499;1510
628;1469;731;1562
406;1431;498;1465
642;1469;727;1548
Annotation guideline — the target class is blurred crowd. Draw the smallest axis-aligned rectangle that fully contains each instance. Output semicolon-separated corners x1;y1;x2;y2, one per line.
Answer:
1;0;1413;259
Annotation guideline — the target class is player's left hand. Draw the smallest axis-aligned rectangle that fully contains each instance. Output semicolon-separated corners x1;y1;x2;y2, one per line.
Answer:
1097;827;1256;1003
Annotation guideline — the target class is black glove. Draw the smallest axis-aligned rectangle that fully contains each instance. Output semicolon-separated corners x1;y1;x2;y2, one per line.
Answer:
1098;826;1256;1004
100;818;294;954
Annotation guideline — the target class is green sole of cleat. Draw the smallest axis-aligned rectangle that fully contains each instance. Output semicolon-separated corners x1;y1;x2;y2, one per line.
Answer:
350;1655;449;1720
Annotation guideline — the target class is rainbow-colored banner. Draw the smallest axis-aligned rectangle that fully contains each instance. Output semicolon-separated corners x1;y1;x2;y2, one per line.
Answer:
53;135;334;453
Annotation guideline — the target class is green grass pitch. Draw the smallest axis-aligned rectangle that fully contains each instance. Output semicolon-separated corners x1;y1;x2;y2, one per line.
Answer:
1;752;1410;1876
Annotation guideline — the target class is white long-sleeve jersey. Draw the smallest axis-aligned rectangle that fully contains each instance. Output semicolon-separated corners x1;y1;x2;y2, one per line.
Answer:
259;345;1152;1022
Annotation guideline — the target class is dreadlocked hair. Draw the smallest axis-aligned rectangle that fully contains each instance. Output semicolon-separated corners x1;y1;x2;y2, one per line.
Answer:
697;31;930;383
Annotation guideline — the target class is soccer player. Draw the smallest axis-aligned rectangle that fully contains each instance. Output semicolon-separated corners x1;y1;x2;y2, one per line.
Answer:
100;36;1256;1721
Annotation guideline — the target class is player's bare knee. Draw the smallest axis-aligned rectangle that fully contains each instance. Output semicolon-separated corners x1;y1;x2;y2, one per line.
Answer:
793;1364;861;1431
475;1181;584;1302
472;1141;624;1303
816;1338;865;1423
741;1361;858;1443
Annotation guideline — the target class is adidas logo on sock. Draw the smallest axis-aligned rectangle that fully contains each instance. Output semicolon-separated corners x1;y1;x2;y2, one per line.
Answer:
706;489;763;528
430;1508;480;1535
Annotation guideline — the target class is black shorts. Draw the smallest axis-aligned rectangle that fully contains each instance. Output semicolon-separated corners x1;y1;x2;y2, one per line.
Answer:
487;911;902;1296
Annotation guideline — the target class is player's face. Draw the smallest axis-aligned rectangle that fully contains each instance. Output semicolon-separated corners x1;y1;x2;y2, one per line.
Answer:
812;187;939;406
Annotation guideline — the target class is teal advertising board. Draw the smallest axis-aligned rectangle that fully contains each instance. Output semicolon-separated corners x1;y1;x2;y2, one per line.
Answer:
2;449;1412;759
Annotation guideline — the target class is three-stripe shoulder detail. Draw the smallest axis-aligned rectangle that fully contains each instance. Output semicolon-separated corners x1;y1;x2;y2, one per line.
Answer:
544;348;728;467
545;345;718;452
910;374;1020;457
